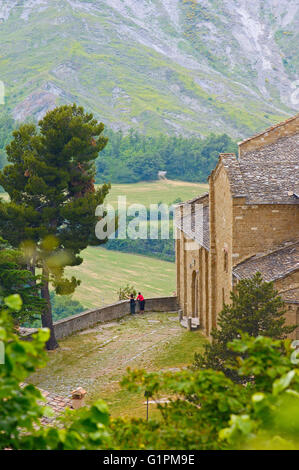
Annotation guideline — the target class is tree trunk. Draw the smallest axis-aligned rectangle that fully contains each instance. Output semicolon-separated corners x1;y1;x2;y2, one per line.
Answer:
27;258;37;289
41;265;58;350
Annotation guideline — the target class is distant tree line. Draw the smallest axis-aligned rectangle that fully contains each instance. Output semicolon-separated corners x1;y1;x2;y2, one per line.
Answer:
105;233;175;262
104;203;179;262
0;115;238;186
96;129;238;183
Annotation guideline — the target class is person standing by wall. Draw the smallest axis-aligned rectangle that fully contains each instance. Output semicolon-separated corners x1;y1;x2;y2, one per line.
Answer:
128;293;136;315
137;292;145;313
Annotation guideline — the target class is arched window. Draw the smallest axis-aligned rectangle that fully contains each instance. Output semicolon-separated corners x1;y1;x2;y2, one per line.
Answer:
223;248;228;273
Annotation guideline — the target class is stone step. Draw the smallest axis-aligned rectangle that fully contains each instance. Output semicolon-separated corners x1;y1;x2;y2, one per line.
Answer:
180;316;200;331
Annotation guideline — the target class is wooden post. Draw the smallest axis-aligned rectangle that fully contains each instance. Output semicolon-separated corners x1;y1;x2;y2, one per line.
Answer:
187;317;192;331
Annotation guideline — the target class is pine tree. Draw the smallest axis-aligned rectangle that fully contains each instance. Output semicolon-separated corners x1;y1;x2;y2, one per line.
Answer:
0;237;45;326
0;104;110;349
194;273;296;382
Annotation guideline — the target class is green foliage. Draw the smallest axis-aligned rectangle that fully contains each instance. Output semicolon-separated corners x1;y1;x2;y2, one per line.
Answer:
24;292;85;328
0;296;50;450
49;292;85;321
105;210;176;262
1;294;299;450
97;129;238;183
0;299;111;450
116;367;246;450
0;238;45;325
194;273;296;382
219;336;299;450
106;236;175;262
0;104;110;348
20;401;111;450
114;335;299;450
118;284;137;301
0;112;15;176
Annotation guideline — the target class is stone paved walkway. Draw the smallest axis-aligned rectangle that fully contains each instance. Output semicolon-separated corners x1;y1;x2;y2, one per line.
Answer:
28;312;206;418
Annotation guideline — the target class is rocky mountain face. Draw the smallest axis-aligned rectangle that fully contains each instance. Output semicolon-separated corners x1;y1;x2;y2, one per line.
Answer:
0;0;298;138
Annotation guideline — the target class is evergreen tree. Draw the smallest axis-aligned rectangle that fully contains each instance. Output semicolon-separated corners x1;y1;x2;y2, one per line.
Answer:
0;104;110;349
0;238;45;325
0;111;15;177
194;273;296;382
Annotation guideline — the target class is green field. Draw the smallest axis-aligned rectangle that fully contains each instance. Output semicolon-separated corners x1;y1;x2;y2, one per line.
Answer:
1;180;208;207
104;180;208;208
68;180;208;308
66;247;176;310
1;180;206;309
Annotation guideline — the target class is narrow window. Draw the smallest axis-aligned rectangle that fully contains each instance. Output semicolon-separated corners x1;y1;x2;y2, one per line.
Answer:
224;249;228;273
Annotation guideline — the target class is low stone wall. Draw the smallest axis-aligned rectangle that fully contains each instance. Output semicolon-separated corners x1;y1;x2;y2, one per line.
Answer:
23;296;178;341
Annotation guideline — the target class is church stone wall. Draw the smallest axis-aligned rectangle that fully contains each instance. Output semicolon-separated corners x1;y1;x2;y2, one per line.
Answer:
176;116;299;340
209;164;233;329
275;271;299;340
176;228;210;334
232;203;299;264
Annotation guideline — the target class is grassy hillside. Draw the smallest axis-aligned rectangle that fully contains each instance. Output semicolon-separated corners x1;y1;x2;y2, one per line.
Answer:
66;247;176;309
1;181;203;309
0;1;297;138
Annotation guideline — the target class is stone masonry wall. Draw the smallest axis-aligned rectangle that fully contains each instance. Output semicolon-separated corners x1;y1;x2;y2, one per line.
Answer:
176;228;210;333
232;203;299;264
23;297;179;341
209;163;234;328
275;271;299;340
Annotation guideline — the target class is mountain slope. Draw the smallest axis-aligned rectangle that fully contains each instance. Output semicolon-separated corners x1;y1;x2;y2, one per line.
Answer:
0;0;298;137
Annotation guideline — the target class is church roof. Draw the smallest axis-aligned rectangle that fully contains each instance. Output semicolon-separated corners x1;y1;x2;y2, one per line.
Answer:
175;203;210;251
239;113;299;147
233;241;299;282
221;133;299;204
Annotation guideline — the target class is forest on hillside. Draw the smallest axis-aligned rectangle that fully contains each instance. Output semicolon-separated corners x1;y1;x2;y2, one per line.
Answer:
97;129;238;183
0;112;237;262
0;113;238;188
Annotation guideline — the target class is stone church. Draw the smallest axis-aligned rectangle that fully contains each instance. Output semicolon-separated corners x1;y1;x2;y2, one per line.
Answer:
175;114;299;339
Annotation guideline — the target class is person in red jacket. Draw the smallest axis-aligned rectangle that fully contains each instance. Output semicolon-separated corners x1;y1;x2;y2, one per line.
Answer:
137;292;145;313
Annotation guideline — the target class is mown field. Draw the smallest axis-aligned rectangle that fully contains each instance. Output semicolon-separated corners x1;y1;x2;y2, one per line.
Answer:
104;179;208;208
66;247;176;310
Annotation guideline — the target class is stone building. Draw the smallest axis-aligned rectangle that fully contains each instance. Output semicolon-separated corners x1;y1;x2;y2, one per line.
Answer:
175;114;299;339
